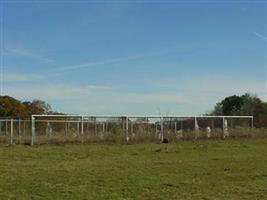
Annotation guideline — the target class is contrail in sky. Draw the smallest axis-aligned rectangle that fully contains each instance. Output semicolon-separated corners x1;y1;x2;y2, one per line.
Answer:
253;32;267;41
53;50;172;72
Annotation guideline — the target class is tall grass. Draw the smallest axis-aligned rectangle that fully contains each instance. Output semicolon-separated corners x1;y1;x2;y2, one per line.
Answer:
0;127;266;145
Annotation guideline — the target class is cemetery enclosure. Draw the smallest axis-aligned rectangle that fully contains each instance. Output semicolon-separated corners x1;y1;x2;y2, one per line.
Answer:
0;115;254;145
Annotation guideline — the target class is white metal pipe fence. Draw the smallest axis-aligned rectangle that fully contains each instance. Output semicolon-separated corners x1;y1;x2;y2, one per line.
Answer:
0;115;254;145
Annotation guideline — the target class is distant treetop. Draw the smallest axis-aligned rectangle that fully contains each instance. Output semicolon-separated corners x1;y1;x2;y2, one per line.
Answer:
0;96;53;119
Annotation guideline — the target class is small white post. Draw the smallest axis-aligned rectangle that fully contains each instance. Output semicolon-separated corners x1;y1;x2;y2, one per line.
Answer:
77;120;80;136
222;117;229;139
122;117;125;134
146;117;149;136
67;122;70;134
18;118;21;136
99;122;105;139
64;119;67;137
224;119;229;137
94;117;97;135
86;121;89;133
81;116;84;135
10;119;14;145
131;121;133;134
46;121;53;138
5;120;7;135
81;116;84;143
251;117;254;133
31;116;35;146
155;123;158;138
23;120;26;136
18;118;21;143
131;121;135;139
160;117;164;142
102;123;105;133
194;116;199;139
206;126;211;138
106;122;108;133
125;116;129;142
222;117;225;139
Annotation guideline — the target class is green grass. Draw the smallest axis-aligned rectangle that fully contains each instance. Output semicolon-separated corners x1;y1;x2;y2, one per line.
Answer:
0;139;266;200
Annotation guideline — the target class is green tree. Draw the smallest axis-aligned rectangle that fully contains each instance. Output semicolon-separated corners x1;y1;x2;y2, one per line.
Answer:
240;93;264;116
211;93;267;127
212;102;223;115
220;95;243;115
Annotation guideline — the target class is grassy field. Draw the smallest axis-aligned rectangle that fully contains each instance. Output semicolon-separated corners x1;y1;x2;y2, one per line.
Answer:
0;139;266;199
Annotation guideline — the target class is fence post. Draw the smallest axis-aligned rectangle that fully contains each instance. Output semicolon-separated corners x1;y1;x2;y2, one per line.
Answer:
125;116;129;142
122;117;124;134
155;123;157;138
222;117;225;139
5;120;7;135
251;117;254;134
18;118;21;144
81;116;84;143
81;116;84;135
64;119;67;137
146;117;149;136
131;121;134;139
31;116;35;146
102;123;105;133
77;120;80;136
23;120;26;136
194;116;199;139
160;117;164;142
10;119;14;145
94;117;97;135
86;120;89;133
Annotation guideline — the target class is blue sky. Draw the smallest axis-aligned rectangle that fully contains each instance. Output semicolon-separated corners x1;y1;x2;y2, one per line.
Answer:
1;0;266;115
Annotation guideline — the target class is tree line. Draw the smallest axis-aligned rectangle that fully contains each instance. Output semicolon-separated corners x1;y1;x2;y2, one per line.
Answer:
0;96;52;118
210;93;267;127
0;93;266;127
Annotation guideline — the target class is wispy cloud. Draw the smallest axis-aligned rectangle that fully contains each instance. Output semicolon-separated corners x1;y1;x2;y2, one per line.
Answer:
253;32;267;41
152;75;267;101
3;72;43;82
53;51;170;72
5;74;266;115
5;47;54;63
119;93;185;104
6;84;112;101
